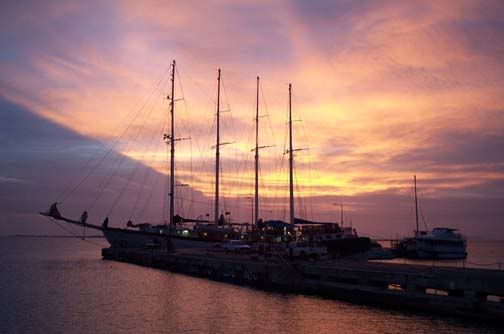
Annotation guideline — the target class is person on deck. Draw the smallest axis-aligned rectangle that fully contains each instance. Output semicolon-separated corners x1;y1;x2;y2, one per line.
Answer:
48;202;61;219
218;214;226;226
80;211;88;224
102;217;109;229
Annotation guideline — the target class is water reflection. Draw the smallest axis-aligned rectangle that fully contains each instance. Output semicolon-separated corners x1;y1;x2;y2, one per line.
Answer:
0;237;501;334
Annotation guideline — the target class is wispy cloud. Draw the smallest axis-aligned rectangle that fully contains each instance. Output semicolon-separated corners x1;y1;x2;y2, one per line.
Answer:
0;176;26;184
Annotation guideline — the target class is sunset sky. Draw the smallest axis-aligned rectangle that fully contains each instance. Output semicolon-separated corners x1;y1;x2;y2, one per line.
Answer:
1;0;503;238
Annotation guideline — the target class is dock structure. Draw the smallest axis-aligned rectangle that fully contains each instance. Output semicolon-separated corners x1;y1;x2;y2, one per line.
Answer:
102;247;504;322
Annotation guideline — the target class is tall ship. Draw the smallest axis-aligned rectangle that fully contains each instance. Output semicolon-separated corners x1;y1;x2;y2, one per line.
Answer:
393;176;467;259
40;63;372;256
248;83;372;257
41;61;240;251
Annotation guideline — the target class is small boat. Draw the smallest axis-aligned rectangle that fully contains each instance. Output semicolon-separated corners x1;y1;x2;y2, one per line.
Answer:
393;176;467;259
397;228;467;259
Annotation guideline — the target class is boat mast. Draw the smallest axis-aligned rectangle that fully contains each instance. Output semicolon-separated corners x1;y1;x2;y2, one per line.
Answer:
214;69;221;225
254;76;260;226
169;60;176;231
340;203;344;227
288;83;295;226
414;175;419;236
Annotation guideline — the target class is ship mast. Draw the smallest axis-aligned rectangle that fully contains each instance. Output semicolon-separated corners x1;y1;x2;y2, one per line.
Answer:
169;60;176;231
254;76;260;226
214;69;221;225
414;175;419;236
288;83;294;226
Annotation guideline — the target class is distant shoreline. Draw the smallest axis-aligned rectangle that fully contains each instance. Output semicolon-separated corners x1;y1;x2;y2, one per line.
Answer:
0;235;503;242
4;235;105;238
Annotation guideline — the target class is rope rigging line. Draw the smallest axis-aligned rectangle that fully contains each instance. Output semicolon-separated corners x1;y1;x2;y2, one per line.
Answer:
190;79;223;214
219;74;258;222
269;85;291;221
128;113;169;221
57;67;172;204
176;65;215;161
136;167;162;223
228;115;256;222
86;73;171;212
221;105;254;212
175;66;195;216
218;73;232;213
259;80;280;220
135;116;173;224
174;65;215;218
292;89;316;221
46;217;107;248
182;80;217;211
107;108;170;217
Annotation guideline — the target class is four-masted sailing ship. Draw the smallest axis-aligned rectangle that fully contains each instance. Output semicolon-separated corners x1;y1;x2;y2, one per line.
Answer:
41;60;371;255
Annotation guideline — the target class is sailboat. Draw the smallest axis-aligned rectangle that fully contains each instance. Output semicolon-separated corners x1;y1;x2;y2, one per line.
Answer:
253;83;372;256
40;62;238;250
393;176;468;259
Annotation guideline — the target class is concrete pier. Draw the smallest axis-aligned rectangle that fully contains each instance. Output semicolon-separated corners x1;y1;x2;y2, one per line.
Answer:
102;247;504;322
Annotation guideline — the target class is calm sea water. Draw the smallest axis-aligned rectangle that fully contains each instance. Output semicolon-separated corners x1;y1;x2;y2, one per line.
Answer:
1;237;503;334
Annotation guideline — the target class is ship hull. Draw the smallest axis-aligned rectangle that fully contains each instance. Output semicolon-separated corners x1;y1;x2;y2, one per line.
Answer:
102;227;219;251
323;237;372;257
103;227;172;250
394;236;468;260
170;236;217;250
409;248;467;260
